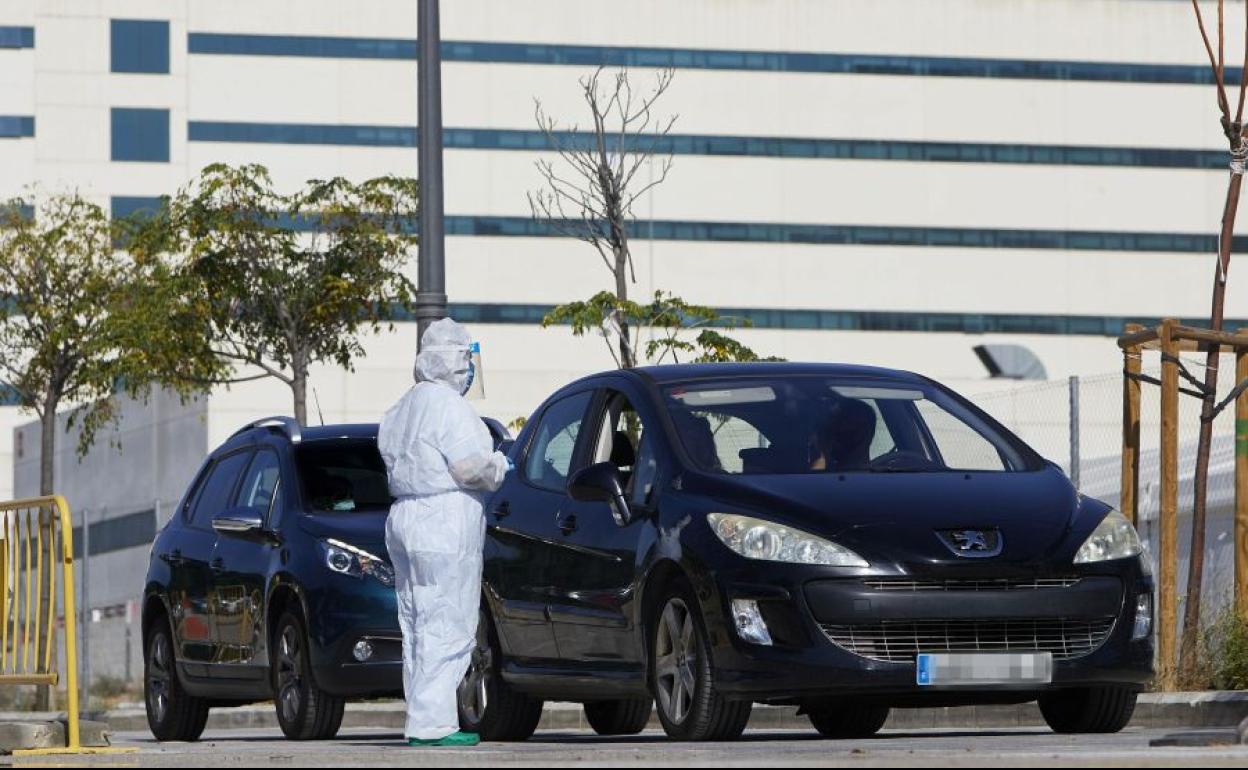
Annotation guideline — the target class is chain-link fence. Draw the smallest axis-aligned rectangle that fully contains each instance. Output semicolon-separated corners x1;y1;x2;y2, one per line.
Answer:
969;360;1240;630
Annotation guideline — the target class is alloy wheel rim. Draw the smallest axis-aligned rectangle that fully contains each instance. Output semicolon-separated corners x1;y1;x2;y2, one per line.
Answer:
147;633;171;725
458;613;492;724
276;625;304;724
655;598;697;726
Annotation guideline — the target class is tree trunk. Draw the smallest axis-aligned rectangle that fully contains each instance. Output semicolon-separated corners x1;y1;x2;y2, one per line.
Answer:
291;365;308;427
612;241;635;369
1178;165;1245;685
35;399;57;711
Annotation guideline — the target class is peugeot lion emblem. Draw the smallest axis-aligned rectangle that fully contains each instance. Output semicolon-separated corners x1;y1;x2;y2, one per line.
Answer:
938;528;1003;558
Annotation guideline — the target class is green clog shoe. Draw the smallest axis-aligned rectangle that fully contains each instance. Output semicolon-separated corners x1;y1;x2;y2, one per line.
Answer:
407;731;481;748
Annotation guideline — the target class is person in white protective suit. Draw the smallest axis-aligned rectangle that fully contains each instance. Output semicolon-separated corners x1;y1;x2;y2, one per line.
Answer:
378;318;511;748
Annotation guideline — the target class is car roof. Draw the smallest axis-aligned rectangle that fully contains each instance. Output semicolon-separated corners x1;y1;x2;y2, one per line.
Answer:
630;361;929;386
299;424;379;442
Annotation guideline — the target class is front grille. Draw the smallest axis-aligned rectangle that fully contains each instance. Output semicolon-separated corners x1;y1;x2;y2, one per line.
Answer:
820;617;1117;663
861;578;1081;592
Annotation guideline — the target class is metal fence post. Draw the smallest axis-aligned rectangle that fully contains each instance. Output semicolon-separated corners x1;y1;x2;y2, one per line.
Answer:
1069;375;1081;489
80;506;91;715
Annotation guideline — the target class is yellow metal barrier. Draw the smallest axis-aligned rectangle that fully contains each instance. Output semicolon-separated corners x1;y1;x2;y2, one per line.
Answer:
0;496;134;756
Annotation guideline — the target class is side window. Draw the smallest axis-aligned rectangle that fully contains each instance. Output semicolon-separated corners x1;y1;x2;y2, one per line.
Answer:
524;392;592;492
235;449;282;525
189;450;252;529
590;392;657;505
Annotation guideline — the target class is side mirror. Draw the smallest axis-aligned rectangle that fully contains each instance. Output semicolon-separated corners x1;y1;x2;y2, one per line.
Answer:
212;506;267;537
568;462;633;527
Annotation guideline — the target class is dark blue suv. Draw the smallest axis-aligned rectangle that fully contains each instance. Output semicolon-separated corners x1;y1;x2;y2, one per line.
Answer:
142;416;508;742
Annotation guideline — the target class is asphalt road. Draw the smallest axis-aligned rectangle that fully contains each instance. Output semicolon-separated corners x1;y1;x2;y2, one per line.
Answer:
13;726;1244;767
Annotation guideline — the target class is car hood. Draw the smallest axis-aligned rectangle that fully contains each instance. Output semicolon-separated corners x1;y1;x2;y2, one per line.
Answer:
298;510;390;557
684;466;1100;570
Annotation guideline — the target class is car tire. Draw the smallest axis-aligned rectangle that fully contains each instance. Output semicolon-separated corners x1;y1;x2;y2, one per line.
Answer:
144;618;211;742
584;699;653;736
1038;686;1137;734
807;705;890;738
272;610;345;741
458;606;545;742
649;579;753;741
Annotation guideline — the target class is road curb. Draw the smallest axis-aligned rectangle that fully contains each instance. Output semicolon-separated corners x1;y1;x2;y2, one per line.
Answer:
76;691;1248;735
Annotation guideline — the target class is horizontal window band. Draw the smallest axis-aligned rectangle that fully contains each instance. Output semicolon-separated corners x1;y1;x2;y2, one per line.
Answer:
188;121;1231;170
187;33;1236;86
439;303;1238;339
442;216;1235;254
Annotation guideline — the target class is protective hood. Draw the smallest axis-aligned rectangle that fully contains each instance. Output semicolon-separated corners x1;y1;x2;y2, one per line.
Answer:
414;318;472;394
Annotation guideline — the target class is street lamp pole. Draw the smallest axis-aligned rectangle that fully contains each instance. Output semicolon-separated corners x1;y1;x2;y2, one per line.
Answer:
416;0;447;345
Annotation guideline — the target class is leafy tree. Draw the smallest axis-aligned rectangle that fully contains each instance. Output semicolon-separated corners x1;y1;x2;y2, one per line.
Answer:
0;192;213;710
530;68;774;367
131;164;419;425
543;290;780;367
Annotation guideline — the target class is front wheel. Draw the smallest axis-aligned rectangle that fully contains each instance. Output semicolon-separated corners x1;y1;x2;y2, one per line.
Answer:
1038;686;1137;734
458;607;545;741
272;610;344;741
144;619;210;742
649;581;752;741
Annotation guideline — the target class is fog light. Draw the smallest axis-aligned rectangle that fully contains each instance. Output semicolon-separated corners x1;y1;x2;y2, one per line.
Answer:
353;639;375;662
1132;593;1153;641
731;599;774;646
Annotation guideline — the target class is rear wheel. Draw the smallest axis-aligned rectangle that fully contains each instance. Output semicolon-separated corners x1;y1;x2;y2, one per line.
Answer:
144;619;210;742
584;699;653;736
458;607;545;741
272;611;345;741
1038;686;1137;734
649;580;752;741
807;705;890;738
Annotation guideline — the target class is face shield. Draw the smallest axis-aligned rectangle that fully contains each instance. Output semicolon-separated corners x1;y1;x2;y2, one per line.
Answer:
463;342;485;400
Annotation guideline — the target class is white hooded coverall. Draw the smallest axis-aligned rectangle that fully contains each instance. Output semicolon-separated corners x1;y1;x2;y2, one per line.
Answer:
378;319;509;741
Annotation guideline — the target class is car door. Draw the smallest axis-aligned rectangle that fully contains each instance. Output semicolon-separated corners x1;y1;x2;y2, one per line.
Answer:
548;385;660;665
171;448;252;671
483;389;594;662
209;445;284;678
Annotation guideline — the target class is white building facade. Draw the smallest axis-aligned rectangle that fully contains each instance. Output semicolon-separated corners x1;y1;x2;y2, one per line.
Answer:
3;0;1248;679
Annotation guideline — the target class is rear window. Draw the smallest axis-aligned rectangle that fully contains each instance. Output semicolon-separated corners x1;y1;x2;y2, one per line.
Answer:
295;439;391;512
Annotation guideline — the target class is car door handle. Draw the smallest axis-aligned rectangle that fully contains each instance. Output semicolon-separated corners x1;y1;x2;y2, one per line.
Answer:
210;557;225;572
558;514;578;536
492;500;511;519
163;550;185;567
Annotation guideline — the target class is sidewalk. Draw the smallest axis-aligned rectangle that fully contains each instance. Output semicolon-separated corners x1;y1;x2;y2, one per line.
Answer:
39;690;1248;735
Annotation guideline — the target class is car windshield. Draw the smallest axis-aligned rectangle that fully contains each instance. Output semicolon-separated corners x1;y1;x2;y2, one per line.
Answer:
662;377;1038;475
295;439;392;512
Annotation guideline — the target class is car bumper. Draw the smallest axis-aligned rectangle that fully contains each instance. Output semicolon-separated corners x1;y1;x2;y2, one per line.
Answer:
304;577;404;698
701;562;1154;704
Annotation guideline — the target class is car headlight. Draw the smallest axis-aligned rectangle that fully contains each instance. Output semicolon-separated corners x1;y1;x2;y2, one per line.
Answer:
322;539;395;587
707;513;868;567
1073;510;1144;565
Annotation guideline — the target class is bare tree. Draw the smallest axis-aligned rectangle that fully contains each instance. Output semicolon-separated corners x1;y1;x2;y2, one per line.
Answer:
528;67;677;369
1178;0;1248;684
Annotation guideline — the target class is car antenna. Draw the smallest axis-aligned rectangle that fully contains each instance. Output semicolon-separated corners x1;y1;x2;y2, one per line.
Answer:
313;387;326;426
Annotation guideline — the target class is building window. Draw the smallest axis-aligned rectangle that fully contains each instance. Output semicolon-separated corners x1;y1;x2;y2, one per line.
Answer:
111;108;169;162
0;26;34;49
111;196;163;221
0;116;34;138
111;19;169;74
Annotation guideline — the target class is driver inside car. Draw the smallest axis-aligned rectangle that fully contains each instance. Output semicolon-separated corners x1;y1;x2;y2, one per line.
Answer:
809;398;877;471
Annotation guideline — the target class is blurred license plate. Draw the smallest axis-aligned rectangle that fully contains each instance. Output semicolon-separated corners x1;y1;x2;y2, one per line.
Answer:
916;653;1053;687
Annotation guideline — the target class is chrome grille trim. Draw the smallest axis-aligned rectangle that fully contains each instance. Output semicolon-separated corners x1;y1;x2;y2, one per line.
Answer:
860;578;1081;592
820;617;1117;663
